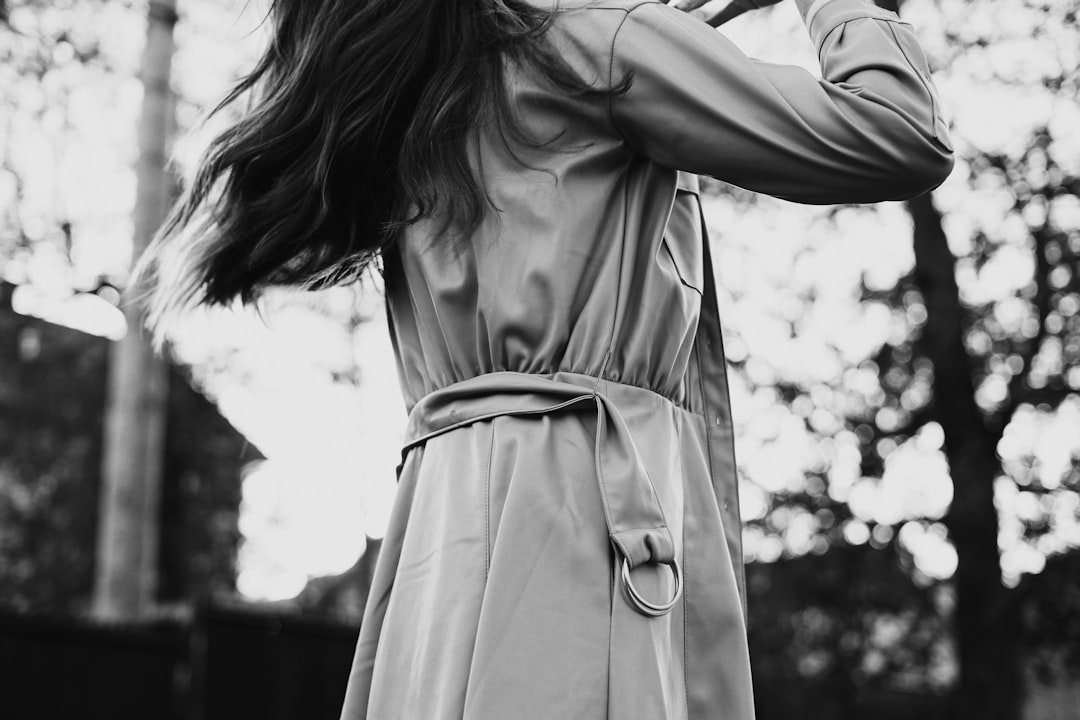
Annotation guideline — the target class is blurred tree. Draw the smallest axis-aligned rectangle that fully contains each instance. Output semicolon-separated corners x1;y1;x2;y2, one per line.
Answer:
0;281;258;614
91;0;176;619
890;2;1079;716
0;283;107;612
1;0;385;616
747;544;949;720
0;0;125;282
716;1;1080;718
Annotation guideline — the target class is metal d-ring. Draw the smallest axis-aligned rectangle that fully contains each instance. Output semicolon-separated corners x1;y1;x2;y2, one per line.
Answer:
620;555;682;618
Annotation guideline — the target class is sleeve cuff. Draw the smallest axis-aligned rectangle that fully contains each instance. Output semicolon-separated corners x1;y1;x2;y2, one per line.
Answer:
805;0;907;49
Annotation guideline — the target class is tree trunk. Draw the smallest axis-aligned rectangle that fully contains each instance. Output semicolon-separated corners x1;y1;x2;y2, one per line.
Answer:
92;0;178;620
907;192;1022;720
874;1;1023;708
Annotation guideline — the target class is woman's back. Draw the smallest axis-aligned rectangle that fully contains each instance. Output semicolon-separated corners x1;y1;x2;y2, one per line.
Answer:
346;3;952;719
386;0;952;410
386;1;703;409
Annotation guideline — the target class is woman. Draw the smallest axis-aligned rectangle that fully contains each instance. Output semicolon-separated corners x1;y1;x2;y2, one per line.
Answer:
132;0;953;717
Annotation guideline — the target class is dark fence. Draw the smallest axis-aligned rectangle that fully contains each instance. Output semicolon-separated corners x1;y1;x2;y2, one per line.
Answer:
197;604;359;720
1;601;950;720
0;602;359;720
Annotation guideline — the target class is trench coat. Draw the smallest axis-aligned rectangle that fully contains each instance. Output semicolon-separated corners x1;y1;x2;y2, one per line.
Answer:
339;0;954;718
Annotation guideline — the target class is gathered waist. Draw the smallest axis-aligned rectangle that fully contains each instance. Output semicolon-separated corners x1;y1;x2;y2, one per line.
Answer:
402;370;684;442
399;369;684;618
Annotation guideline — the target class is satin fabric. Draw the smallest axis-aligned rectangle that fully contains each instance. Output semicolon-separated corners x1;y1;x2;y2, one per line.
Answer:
339;1;953;718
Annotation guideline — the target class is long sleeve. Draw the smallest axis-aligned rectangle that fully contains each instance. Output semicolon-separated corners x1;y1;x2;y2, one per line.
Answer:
608;0;955;204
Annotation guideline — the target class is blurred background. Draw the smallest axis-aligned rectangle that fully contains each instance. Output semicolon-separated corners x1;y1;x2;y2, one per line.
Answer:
1;0;1078;718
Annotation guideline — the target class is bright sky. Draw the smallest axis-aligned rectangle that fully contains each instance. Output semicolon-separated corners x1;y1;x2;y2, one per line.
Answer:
165;284;407;599
4;0;1079;600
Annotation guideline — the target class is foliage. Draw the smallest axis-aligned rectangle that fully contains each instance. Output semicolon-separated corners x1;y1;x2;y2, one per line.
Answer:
709;0;1080;703
0;281;259;612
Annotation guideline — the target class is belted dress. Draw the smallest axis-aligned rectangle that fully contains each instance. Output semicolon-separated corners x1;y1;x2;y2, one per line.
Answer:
339;1;953;718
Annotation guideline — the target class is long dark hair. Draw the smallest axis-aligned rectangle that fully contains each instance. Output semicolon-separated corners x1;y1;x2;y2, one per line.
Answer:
131;0;624;345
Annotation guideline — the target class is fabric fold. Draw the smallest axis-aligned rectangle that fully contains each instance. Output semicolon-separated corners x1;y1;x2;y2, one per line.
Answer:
400;370;678;583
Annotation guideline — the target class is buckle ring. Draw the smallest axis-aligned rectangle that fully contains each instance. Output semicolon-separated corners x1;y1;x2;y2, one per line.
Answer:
620;556;682;618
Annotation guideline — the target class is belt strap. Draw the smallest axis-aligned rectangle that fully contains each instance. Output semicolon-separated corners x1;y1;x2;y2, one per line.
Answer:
398;371;680;614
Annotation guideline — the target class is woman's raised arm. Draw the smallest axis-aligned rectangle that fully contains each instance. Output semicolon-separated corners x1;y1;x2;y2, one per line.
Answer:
608;0;955;204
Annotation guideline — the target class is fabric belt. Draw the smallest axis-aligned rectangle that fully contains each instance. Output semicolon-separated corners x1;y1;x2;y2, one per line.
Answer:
397;370;682;617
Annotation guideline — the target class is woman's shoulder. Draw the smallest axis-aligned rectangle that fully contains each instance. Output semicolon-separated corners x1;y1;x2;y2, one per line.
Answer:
552;0;661;12
549;0;664;25
534;0;665;80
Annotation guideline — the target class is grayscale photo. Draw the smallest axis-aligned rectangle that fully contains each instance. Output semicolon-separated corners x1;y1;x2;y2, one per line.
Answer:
1;0;1078;718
